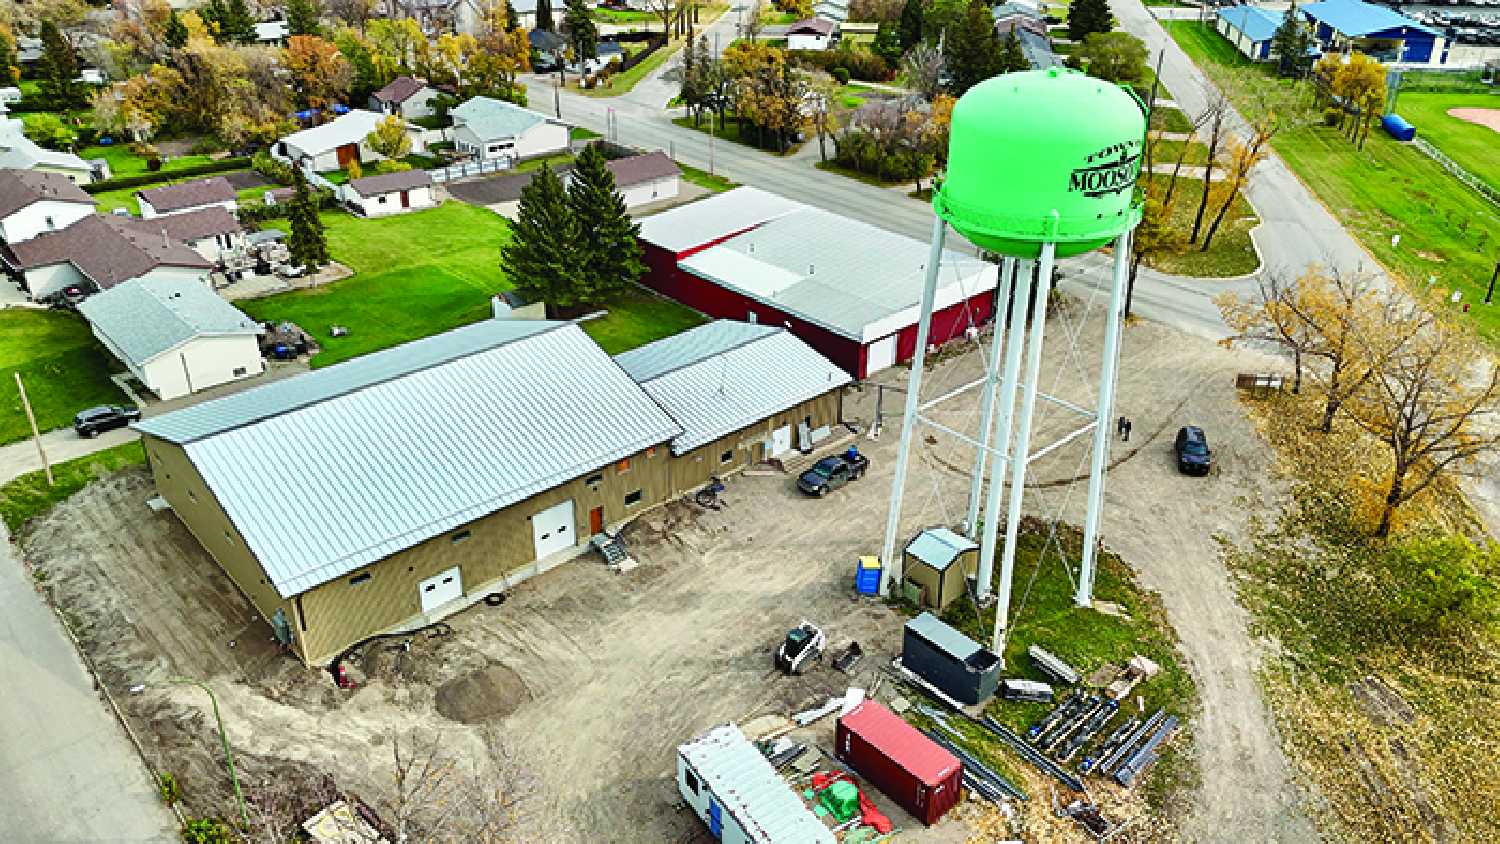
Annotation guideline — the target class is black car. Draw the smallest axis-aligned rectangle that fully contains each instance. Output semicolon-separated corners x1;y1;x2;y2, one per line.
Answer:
74;405;141;438
1174;426;1212;476
796;449;870;497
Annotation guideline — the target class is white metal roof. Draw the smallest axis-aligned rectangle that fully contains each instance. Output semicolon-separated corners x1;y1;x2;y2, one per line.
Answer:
77;276;261;368
136;320;682;597
636;186;801;254
678;725;836;844
279;110;388;157
906;527;978;572
675;200;995;342
615;321;850;454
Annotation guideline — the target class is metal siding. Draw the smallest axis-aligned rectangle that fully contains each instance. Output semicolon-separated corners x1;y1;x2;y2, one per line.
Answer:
678;725;836;843
835;702;961;825
668;392;841;491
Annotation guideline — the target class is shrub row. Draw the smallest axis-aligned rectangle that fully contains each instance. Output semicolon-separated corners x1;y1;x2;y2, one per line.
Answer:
82;156;253;194
789;47;892;82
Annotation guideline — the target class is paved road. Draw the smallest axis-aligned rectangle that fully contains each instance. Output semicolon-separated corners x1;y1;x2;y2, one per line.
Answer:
0;527;176;842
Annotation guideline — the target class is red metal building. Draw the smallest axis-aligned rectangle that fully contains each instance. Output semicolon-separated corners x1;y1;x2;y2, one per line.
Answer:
637;188;999;379
835;700;963;826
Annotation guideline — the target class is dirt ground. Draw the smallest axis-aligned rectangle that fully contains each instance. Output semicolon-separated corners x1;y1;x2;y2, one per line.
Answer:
1448;107;1500;133
22;293;1315;841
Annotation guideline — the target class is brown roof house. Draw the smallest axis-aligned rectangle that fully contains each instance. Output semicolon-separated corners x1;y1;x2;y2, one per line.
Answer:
787;17;837;50
0;168;96;245
602;150;681;209
137;205;246;265
369;75;441;120
0;213;212;301
345;169;436;217
136;176;238;219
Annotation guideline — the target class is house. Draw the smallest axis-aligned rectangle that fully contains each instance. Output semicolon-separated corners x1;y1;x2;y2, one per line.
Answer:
509;0;538;29
345;169;437;217
787;18;836;51
369;76;441;121
136;176;238;219
993;3;1064;69
491;291;546;320
255;20;289;45
1301;0;1446;64
677;725;836;844
0;213;211;300
0;109;107;184
529;28;568;70
901;527;978;611
615;320;851;490
603;150;680;207
0;168;96;244
1217;5;1286;61
139;206;245;265
77;275;264;400
450;96;569;163
134;319;686;665
637;187;1000;379
271;109;423;173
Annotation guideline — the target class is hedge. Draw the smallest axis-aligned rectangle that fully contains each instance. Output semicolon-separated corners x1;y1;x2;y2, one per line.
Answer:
82;157;253;194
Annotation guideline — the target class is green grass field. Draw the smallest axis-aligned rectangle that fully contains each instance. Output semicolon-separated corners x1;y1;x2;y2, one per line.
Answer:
77;144;217;178
88;169;265;214
1145;174;1261;278
678;163;738;193
0;311;130;446
0;441;145;534
239;202;705;367
1396;90;1500;191
1162;20;1252;71
670;115;801;155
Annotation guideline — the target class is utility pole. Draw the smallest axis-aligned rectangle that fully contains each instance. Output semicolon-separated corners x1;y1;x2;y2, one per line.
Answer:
15;373;51;486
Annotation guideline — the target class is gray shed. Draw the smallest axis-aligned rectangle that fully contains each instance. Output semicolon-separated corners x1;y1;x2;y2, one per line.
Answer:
903;527;979;611
902;612;1002;705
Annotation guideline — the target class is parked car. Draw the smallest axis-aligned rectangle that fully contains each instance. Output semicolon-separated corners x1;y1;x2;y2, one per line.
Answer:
1174;426;1212;476
73;405;141;438
796;448;870;497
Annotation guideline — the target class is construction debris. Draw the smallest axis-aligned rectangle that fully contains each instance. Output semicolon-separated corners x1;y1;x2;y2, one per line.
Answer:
834;641;865;673
1104;656;1161;702
1028;645;1081;686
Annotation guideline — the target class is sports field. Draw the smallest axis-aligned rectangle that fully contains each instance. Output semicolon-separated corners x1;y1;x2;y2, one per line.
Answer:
1397;91;1500;192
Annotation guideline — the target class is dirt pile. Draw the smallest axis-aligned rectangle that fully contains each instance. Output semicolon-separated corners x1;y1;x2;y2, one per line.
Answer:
435;663;533;724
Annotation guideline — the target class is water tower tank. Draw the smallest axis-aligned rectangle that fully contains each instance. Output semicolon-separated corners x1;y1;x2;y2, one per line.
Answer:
935;67;1147;259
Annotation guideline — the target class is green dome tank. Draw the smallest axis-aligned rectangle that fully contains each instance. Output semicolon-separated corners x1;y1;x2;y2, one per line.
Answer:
934;67;1147;259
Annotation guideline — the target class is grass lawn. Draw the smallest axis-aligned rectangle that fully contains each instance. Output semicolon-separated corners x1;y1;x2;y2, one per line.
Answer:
0;440;146;534
1396;90;1500;191
678;163;737;193
670;115;801;156
571;126;602;140
1161;20;1252;71
592;7;657;22
814;159;909;188
77;144;216;178
239;202;705;367
1152;138;1210;166
515;151;575;174
1145;174;1261;278
580;37;685;98
0;310;129;446
1151;106;1194;133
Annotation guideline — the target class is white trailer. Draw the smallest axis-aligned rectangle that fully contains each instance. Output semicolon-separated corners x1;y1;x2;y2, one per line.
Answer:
677;725;835;844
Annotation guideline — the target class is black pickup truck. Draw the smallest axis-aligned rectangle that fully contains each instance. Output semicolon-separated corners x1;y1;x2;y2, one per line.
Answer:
796;449;871;497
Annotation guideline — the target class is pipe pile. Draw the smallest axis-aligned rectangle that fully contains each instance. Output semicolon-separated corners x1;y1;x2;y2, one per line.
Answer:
978;717;1086;792
1097;709;1165;777
1113;715;1178;787
1079;716;1138;774
1028;689;1086;741
1058;699;1117;763
918;726;1029;802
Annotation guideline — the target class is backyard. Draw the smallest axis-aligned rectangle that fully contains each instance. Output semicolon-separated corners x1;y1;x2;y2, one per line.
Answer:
238;202;704;367
0;310;128;446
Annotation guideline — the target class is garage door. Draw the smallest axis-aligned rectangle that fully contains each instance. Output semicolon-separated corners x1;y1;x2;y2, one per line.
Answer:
866;334;898;375
418;566;463;613
531;499;576;559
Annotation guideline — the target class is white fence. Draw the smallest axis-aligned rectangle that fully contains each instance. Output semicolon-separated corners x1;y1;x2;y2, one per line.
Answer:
428;157;513;183
1411;136;1500;209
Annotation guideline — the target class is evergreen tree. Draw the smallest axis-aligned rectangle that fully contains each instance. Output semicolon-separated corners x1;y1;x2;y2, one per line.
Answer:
506;0;520;30
943;0;1004;97
1068;0;1112;43
501;165;585;315
287;168;329;270
287;0;323;37
567;143;645;301
873;23;903;65
564;0;598;61
37;21;85;110
999;30;1028;72
899;0;923;51
537;0;555;32
164;10;189;50
1270;2;1311;77
220;0;257;44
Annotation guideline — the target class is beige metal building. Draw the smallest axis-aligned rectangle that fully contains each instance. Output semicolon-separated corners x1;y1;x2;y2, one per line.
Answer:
902;528;979;611
137;318;849;665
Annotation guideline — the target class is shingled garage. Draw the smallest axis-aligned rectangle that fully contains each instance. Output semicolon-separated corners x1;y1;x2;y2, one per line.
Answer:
637;188;999;379
615;320;852;490
133;320;683;665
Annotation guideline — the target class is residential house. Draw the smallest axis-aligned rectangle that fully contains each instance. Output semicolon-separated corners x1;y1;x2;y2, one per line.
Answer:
1217;5;1286;61
345;170;437;217
136;176;238;219
787;18;836;51
370;76;442;121
637;187;999;379
602;150;681;208
0;168;96;244
271;109;424;173
992;3;1063;69
139;206;246;265
0;213;211;300
1301;0;1446;64
78;275;264;400
0;107;108;184
450;96;569;163
529;29;568;70
813;0;849;24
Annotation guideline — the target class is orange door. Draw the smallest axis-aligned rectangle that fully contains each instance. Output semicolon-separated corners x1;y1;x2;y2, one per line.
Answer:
589;506;604;535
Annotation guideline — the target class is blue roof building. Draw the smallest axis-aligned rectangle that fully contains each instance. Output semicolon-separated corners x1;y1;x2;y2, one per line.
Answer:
1300;0;1446;64
1216;5;1286;61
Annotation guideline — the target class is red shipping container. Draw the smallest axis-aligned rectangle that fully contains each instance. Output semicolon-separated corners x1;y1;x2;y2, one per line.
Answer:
835;700;962;826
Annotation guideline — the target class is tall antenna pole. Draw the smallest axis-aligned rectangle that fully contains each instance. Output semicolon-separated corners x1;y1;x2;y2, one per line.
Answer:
16;373;52;487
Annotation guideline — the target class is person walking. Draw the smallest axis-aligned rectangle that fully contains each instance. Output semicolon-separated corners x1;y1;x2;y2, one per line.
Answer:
1122;418;1132;442
1117;415;1127;439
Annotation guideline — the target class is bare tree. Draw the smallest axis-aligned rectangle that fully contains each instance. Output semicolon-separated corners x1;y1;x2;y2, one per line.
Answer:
1189;87;1230;244
328;0;377;29
901;44;945;102
375;728;536;842
1215;271;1317;394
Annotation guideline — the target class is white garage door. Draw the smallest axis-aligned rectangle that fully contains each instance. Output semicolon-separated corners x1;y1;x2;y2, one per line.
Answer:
866;334;898;375
769;425;792;457
418;566;463;613
531;499;576;559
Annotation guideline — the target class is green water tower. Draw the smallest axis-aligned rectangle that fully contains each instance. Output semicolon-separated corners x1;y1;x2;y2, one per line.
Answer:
934;67;1147;258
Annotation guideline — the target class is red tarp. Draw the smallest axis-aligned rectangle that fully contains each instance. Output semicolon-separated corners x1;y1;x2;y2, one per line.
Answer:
810;772;893;834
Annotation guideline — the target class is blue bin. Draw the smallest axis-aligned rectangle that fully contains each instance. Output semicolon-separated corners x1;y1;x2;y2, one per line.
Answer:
1381;113;1416;142
855;556;882;595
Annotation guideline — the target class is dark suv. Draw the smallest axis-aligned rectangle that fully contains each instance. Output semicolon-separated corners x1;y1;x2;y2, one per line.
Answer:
1174;426;1212;476
74;405;141;438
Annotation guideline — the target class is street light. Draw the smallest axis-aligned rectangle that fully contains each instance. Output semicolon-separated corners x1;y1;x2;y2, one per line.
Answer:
131;678;250;831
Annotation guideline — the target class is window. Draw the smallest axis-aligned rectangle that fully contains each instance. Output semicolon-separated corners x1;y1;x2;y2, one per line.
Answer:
720;449;734;464
684;768;700;795
44;215;54;230
378;196;388;204
586;473;603;489
451;530;471;544
232;367;247;377
349;572;372;586
625;489;642;507
617;457;632;474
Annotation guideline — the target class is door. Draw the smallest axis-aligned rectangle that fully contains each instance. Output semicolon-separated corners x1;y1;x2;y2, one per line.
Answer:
769;425;792;457
588;506;604;536
708;798;723;838
336;143;359;168
418;566;463;613
866;334;898;375
531;499;576;559
400;190;410;208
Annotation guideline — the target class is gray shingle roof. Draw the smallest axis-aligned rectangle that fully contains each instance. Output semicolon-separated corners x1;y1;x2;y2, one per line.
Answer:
451;96;552;142
4;214;211;288
135;320;683;597
615;321;850;454
0;167;94;218
348;168;432;198
604;150;680;188
137;206;242;243
136;177;236;213
678;725;837;844
77;276;261;368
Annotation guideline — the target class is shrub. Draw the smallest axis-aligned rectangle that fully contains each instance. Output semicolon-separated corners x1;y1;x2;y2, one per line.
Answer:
1382;534;1500;636
252;149;295;185
145;157;163;172
189;136;227;155
832;67;850;84
180;818;235;844
373;159;411;174
157;772;180;806
790;46;890;81
1323;106;1342;127
82;157;254;194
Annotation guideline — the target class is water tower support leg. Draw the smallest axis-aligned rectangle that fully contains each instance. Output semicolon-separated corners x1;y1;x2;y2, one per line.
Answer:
974;258;1034;601
878;217;949;595
992;242;1056;655
1077;230;1132;608
964;258;1018;537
